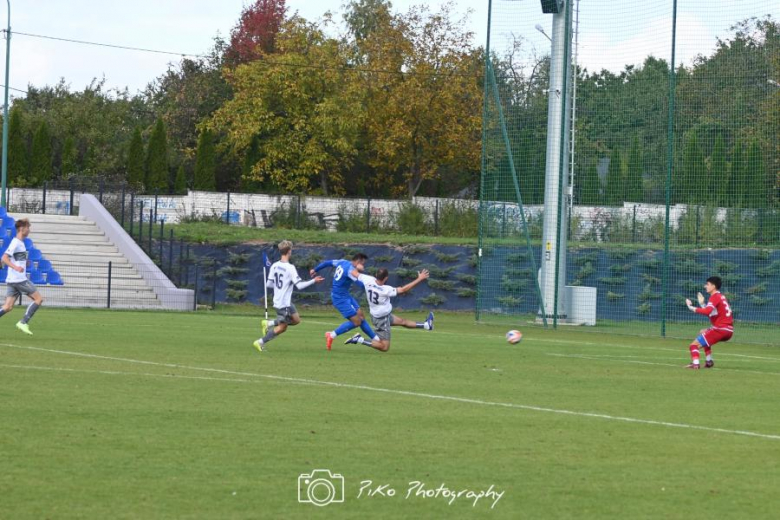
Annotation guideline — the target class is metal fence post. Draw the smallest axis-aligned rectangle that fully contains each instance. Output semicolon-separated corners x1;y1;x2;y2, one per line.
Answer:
366;197;371;233
138;200;144;245
695;205;700;246
212;263;217;308
194;264;200;310
99;179;104;204
120;184;126;228
296;195;302;228
632;205;638;243
168;229;174;276
130;194;135;235
154;190;159;225
107;261;112;309
184;244;190;286
178;238;184;284
148;209;153;254
42;182;47;214
501;203;507;236
434;199;440;236
69;178;75;216
159;219;165;263
226;192;231;225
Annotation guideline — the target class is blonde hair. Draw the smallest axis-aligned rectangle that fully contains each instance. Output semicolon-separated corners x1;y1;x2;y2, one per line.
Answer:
278;240;293;256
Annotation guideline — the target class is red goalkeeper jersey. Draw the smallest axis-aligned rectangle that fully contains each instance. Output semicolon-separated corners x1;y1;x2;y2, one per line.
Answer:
695;291;733;330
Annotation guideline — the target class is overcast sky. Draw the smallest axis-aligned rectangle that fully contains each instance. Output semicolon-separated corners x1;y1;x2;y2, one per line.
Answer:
5;0;773;98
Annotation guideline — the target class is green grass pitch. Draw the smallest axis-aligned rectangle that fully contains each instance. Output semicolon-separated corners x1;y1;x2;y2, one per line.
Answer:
2;308;779;519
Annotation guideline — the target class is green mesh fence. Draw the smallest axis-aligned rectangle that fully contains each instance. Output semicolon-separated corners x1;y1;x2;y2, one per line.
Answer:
478;0;780;344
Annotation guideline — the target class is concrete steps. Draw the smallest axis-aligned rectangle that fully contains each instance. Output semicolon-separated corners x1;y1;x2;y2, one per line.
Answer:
6;213;162;309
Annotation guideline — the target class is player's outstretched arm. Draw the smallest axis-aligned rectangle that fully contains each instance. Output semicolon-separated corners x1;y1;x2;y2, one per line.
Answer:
310;259;337;277
295;276;324;290
397;269;430;294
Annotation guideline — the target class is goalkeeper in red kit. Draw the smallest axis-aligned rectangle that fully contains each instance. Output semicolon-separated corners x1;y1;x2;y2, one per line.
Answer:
684;276;734;369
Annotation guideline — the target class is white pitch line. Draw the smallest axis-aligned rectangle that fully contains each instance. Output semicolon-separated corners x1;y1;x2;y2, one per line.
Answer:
304;319;780;361
2;343;780;442
546;352;780;378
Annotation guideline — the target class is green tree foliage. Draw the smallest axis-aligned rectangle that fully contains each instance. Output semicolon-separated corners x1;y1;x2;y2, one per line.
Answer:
744;139;768;208
680;131;706;204
194;128;217;191
145;40;232;172
145;118;169;192
7;108;29;186
29;121;53;185
709;134;727;205
60;135;78;177
126;127;145;189
358;3;483;197
625;137;643;203
727;139;746;207
605;148;623;206
15;80;152;177
210;17;365;195
174;164;188;194
578;162;601;205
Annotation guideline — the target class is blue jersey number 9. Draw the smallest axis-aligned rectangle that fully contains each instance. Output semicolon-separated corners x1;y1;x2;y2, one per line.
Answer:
334;265;344;281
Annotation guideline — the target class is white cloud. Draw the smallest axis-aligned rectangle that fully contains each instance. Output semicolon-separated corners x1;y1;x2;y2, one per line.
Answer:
577;13;717;74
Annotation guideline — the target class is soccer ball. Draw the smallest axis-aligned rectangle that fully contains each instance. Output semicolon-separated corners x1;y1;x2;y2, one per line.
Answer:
506;330;523;344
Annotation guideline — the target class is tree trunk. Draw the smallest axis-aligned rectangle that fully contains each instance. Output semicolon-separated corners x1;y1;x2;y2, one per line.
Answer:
320;170;329;196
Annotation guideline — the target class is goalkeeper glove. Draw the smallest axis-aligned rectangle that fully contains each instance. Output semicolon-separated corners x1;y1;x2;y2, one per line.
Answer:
697;292;706;307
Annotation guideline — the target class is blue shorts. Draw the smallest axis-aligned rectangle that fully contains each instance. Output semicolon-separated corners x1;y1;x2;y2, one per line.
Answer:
332;295;360;319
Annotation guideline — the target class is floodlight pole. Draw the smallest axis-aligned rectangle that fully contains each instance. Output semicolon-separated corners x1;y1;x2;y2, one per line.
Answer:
1;0;10;208
539;0;573;324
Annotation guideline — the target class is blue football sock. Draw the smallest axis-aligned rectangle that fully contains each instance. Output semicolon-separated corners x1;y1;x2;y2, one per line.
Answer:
359;319;376;338
334;321;357;337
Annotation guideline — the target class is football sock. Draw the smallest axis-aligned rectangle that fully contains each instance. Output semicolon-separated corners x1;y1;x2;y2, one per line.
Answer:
267;320;277;327
704;346;712;361
359;320;376;338
334;321;356;337
689;344;700;365
0;309;5;319
21;303;39;324
416;322;432;330
261;328;277;344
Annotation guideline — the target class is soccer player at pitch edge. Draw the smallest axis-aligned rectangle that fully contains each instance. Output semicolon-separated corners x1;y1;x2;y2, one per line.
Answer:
311;252;380;351
253;241;325;352
0;219;44;335
344;267;434;352
684;276;733;370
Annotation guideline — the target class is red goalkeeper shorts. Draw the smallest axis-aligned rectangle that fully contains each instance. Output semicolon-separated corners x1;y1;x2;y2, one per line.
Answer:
697;328;733;347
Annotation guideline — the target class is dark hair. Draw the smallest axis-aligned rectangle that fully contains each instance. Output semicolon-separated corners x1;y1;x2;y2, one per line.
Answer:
707;276;722;290
376;268;389;281
15;218;30;231
352;253;368;262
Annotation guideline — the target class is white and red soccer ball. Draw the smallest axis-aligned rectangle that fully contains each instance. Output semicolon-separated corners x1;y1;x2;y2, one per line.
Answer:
506;330;523;344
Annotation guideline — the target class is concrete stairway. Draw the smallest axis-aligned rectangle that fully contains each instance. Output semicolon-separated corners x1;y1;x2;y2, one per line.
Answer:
6;213;162;309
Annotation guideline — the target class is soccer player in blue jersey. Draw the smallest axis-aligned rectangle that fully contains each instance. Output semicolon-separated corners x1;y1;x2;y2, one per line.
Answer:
310;252;379;350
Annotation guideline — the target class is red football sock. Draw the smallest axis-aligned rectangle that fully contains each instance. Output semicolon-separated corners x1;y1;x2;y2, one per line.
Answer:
689;343;700;364
703;346;712;361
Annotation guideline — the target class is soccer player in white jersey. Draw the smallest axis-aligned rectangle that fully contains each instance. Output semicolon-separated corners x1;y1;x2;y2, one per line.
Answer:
253;241;324;352
344;267;434;352
0;218;44;335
